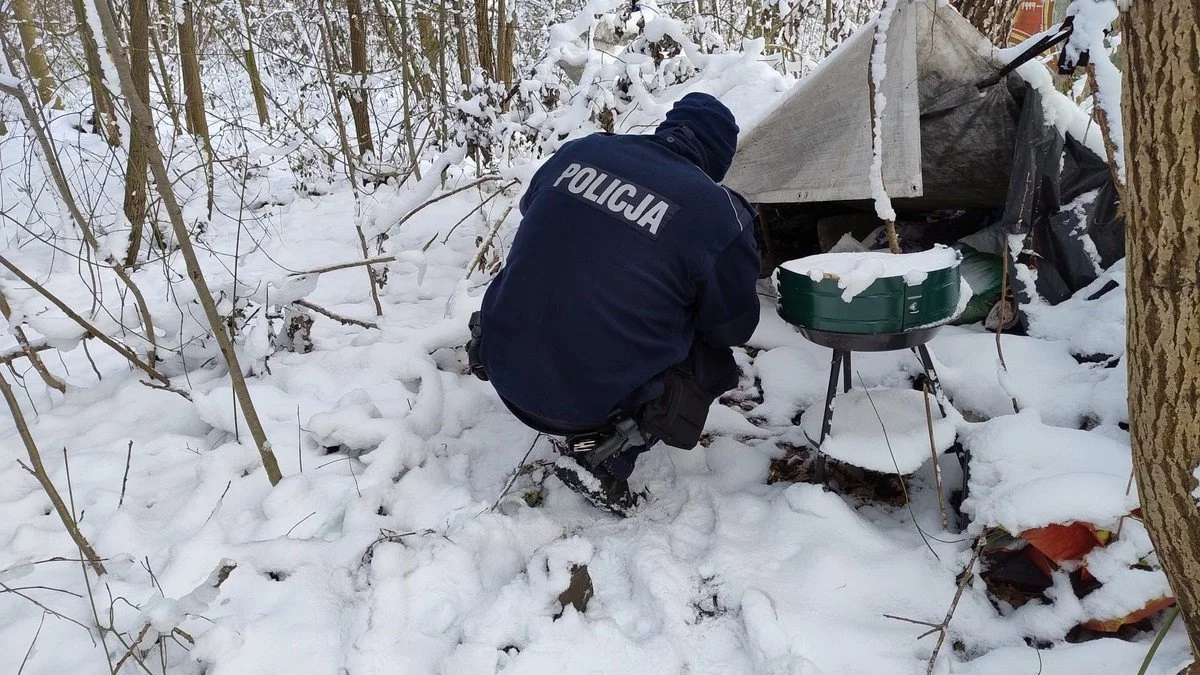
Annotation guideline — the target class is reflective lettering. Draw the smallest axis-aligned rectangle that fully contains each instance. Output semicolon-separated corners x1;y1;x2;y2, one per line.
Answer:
624;194;655;221
638;201;671;234
569;167;596;193
606;184;637;212
582;173;610;203
594;176;620;205
553;163;580;187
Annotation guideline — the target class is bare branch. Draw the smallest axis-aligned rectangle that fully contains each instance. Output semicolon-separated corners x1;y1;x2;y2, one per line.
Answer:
1;371;107;576
294;299;378;329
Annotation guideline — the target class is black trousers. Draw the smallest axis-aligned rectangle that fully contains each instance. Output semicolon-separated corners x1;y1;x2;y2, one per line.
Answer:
496;340;739;481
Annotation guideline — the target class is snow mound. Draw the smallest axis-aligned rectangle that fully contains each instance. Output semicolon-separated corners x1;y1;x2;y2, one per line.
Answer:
961;410;1136;533
799;387;955;474
929;328;1116;428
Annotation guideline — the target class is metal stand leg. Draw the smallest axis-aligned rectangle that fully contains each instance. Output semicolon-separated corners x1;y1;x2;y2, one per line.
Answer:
913;345;948;418
812;349;844;484
842;351;852;393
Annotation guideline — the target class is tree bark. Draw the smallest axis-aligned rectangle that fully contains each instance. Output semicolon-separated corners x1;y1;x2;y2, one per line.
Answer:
151;0;184;136
239;0;271;127
496;0;514;89
123;0;151;267
177;0;208;140
451;0;472;85
346;0;375;157
949;0;1021;46
71;0;121;145
12;0;59;108
415;10;441;98
473;0;494;80
1123;1;1200;670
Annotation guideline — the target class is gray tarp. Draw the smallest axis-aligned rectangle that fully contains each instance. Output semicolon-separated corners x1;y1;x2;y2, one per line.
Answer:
725;0;1016;209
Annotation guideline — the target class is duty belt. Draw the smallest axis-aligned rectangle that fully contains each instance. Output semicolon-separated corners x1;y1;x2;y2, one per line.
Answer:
567;414;647;468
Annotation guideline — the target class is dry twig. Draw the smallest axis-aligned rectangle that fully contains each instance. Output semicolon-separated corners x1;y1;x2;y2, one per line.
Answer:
466;202;517;276
884;535;985;675
922;381;947;529
294;299;379;329
1;371;106;576
487;433;543;513
288;256;397;277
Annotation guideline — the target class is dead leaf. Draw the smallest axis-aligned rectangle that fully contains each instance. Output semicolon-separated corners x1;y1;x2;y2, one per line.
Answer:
1081;596;1175;632
555;564;593;618
1021;522;1105;563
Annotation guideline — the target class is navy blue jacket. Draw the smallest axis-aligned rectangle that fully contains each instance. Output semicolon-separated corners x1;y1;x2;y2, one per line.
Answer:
480;93;760;429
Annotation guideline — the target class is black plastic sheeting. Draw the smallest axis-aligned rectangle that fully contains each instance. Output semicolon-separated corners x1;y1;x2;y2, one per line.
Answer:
754;82;1126;310
958;84;1125;306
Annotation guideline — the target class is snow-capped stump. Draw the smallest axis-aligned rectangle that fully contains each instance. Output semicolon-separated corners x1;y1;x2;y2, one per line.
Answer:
798;388;955;474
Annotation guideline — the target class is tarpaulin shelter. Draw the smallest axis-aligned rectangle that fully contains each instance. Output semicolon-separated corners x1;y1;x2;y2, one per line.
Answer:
725;0;1124;308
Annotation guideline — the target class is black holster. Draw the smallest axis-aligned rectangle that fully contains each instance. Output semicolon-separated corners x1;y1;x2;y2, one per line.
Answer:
640;343;739;449
467;311;488;381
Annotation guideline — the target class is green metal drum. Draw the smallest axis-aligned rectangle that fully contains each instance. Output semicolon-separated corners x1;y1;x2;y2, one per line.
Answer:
776;252;962;335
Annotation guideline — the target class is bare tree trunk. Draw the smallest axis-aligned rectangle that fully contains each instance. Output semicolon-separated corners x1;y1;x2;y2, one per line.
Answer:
71;0;121;145
451;0;472;85
178;0;208;139
177;0;214;216
316;0;385;313
239;0;271;127
373;0;419;175
91;0;284;486
496;1;514;89
1124;1;1200;669
123;0;151;267
473;0;494;79
949;0;1021;46
151;0;183;136
346;0;375;157
12;0;60;108
415;10;441;99
438;0;451;145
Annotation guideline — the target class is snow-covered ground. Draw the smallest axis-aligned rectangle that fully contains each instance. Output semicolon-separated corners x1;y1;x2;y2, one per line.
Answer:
1;0;1193;670
0;154;1193;673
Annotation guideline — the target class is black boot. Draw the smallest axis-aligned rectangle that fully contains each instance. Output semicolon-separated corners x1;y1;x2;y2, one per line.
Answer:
553;454;642;517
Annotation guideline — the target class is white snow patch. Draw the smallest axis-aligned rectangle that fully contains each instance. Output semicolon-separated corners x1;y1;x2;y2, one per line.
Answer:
962;411;1136;533
780;246;961;302
799;387;956;474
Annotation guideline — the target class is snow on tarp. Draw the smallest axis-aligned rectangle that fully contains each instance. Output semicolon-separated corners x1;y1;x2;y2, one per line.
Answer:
961;410;1136;534
799;388;956;474
781;245;960;301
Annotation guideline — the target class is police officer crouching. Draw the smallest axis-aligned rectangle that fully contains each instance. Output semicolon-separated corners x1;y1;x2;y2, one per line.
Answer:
467;93;761;516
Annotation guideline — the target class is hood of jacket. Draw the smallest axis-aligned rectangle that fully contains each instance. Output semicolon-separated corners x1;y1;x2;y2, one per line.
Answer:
653;92;740;183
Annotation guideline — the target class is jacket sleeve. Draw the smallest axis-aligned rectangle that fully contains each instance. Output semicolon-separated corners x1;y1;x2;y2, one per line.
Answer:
518;166;543;216
694;191;761;348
